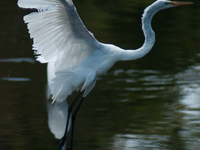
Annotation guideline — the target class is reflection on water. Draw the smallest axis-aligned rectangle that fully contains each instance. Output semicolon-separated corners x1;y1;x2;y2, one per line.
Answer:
112;134;169;150
175;66;200;150
0;0;200;150
44;65;200;150
106;65;200;150
1;77;31;81
0;58;35;81
0;58;35;63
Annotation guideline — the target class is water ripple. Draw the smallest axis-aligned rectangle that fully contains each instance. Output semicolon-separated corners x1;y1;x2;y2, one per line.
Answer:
1;77;31;81
0;58;36;63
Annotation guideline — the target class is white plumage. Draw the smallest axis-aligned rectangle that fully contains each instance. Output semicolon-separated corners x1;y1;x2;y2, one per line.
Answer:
17;0;192;149
17;0;192;103
18;0;102;102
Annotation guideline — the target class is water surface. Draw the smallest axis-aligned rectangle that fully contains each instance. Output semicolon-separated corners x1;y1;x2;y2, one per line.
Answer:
0;0;199;150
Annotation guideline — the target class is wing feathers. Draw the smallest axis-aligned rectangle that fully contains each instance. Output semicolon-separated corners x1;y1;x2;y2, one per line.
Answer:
18;0;100;101
18;0;60;10
51;71;74;102
18;0;98;63
51;69;96;102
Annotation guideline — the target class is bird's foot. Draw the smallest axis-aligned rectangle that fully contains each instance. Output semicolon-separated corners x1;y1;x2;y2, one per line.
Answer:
57;136;67;150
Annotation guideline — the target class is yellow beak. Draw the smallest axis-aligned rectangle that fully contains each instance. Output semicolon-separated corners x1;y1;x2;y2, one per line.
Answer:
167;1;193;6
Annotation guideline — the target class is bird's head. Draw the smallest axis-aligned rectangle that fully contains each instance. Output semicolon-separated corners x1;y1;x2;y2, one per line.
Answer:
156;0;193;9
143;0;193;16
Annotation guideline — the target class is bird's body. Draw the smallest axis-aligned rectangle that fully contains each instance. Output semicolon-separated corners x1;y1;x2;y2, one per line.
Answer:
17;0;162;102
17;0;192;149
47;43;121;101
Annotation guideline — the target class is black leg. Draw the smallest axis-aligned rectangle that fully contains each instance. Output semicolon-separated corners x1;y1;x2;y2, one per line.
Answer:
67;97;85;150
58;92;83;150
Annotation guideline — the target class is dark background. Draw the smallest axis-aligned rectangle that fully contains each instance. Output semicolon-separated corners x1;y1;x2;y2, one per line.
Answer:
0;0;199;150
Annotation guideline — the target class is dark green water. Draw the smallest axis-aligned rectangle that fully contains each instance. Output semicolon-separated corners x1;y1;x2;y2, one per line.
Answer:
0;0;200;150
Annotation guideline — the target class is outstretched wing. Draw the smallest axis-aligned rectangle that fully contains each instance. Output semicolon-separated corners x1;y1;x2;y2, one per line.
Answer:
18;0;99;67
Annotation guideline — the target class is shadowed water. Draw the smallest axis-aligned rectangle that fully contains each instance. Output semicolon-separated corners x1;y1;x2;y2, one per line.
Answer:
0;0;199;150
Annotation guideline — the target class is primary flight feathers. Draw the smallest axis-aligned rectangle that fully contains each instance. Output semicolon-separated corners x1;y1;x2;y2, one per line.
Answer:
17;0;97;64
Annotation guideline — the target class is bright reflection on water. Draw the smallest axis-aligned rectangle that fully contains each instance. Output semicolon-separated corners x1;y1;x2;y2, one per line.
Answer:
107;66;200;150
0;0;200;150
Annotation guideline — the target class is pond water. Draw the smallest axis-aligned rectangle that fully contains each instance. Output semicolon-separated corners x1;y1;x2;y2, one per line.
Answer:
0;0;200;150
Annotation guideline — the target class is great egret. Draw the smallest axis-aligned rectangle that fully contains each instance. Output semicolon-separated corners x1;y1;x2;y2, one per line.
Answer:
17;0;192;149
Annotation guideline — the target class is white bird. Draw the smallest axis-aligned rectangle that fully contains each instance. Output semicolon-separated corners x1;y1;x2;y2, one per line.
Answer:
17;0;192;149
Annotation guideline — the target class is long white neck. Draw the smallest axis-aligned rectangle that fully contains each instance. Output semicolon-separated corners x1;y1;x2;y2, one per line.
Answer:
119;4;159;61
